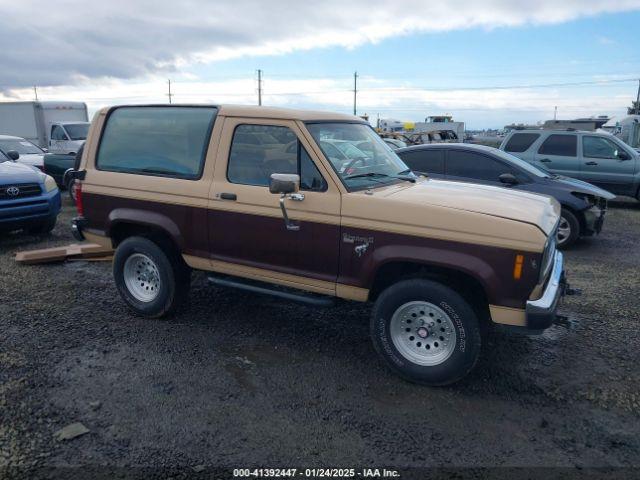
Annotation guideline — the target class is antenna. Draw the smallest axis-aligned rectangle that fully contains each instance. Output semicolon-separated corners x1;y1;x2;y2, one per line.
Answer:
167;79;173;104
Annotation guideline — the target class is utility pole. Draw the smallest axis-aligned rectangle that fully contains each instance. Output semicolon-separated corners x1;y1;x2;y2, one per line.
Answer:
167;79;173;104
635;79;640;114
33;86;38;101
554;106;557;120
353;71;358;116
257;69;262;106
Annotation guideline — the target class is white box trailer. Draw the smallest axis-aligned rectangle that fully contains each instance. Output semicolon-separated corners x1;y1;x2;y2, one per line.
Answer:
0;101;89;154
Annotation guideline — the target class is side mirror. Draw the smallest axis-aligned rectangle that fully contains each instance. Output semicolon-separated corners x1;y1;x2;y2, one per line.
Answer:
269;173;300;194
499;173;519;185
617;150;630;160
6;150;19;161
270;173;303;231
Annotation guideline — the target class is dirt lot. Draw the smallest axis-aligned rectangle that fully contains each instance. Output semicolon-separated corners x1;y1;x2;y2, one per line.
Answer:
1;196;639;478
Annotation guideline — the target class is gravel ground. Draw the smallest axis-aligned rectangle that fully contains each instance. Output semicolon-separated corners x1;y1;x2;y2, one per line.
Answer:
1;196;639;478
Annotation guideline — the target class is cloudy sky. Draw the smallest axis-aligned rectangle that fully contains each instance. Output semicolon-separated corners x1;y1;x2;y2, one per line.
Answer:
1;0;640;128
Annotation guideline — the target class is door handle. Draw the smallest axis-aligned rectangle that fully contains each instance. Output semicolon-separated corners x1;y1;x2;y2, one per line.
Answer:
585;161;598;166
219;192;237;201
539;158;551;163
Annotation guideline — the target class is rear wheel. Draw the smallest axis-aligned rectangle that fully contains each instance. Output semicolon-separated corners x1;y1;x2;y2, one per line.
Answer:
556;208;580;249
65;178;77;203
370;279;481;386
113;236;190;318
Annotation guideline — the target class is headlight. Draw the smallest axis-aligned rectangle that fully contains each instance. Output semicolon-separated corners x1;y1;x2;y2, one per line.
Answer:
571;192;596;206
44;175;58;192
539;234;556;283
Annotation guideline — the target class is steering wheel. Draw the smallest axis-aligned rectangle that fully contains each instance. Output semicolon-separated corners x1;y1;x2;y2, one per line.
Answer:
343;156;368;174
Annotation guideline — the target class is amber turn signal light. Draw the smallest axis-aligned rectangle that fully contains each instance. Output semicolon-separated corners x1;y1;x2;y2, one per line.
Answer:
513;254;524;280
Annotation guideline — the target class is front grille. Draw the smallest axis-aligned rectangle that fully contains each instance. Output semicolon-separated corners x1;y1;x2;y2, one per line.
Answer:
0;183;42;200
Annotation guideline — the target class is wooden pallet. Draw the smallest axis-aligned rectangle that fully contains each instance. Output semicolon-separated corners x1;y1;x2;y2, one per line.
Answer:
15;243;113;264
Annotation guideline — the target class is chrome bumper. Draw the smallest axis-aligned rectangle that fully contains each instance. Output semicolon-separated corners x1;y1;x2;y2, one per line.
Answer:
525;250;565;330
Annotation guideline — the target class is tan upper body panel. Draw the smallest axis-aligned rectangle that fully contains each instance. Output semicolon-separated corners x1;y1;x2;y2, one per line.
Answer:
82;105;557;253
341;178;559;252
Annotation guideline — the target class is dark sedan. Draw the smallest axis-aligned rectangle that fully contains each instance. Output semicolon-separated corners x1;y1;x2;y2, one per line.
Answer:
396;143;615;248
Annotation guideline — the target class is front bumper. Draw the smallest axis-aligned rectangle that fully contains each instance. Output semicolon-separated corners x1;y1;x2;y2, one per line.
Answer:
0;188;61;231
583;201;607;236
525;250;566;330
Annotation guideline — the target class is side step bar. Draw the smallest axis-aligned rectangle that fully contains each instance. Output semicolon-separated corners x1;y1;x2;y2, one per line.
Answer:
207;275;335;307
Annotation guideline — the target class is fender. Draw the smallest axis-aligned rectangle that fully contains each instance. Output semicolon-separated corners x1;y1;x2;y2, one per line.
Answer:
107;208;184;250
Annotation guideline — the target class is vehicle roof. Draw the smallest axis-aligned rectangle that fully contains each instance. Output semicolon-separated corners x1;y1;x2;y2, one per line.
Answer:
0;134;27;140
100;104;364;122
396;143;497;154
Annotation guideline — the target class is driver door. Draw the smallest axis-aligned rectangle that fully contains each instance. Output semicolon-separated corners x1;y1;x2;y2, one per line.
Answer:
207;117;342;294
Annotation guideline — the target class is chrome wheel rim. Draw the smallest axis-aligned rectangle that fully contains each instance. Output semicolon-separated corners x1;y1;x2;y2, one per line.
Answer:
557;216;571;245
123;253;160;302
390;301;457;366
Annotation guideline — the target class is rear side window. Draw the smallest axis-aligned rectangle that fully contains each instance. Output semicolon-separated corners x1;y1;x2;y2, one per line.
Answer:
447;150;519;182
398;149;445;175
227;124;327;191
504;133;540;152
97;106;217;179
538;134;577;157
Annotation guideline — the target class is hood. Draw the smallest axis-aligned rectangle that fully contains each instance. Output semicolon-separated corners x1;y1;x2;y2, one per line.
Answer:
384;179;560;236
546;175;616;200
0;161;44;185
16;153;45;168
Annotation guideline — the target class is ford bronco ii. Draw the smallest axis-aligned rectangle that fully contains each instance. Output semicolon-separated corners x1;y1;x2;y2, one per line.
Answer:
71;105;566;385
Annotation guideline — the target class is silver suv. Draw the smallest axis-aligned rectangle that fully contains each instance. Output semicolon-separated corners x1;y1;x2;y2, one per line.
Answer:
499;129;640;200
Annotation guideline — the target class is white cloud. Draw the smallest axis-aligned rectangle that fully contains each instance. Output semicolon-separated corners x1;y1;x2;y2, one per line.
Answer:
1;0;640;88
1;75;633;128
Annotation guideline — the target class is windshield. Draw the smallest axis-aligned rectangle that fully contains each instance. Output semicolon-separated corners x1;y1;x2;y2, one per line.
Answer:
0;139;43;155
491;148;551;178
307;122;412;190
64;123;90;140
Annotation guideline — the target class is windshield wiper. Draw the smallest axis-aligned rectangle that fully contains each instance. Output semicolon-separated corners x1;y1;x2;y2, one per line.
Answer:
345;172;415;183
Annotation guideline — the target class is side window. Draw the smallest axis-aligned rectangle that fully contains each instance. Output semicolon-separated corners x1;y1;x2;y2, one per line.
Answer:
583;136;621;159
398;150;445;175
447;150;517;182
51;125;68;141
504;133;540;152
538;134;577;157
96;106;217;179
228;124;327;191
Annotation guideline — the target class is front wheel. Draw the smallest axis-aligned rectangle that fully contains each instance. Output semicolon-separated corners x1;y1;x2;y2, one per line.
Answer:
370;279;481;386
113;236;190;318
556;208;580;249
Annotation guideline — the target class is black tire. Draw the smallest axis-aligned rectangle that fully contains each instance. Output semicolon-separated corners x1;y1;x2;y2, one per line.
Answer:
370;278;481;386
557;208;580;249
113;236;191;318
66;178;77;203
28;217;56;235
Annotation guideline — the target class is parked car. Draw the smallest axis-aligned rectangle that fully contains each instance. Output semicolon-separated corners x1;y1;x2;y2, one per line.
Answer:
499;129;640;200
0;152;61;234
383;138;407;149
70;104;569;386
396;143;615;248
0;101;89;154
0;135;46;170
43;144;83;201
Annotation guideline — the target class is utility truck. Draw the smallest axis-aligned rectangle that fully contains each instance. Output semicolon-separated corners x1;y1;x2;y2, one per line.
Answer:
0;101;89;155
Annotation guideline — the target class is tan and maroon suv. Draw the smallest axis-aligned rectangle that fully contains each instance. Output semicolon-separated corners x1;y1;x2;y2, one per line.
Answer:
70;104;567;385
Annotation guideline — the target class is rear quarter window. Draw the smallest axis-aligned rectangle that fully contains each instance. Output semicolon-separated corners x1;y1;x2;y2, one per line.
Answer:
504;133;540;152
96;106;217;179
538;134;577;157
